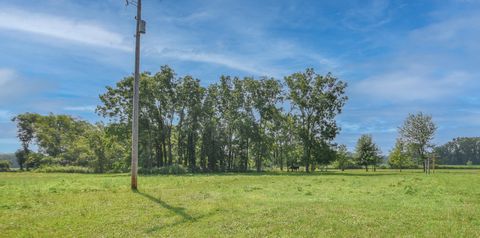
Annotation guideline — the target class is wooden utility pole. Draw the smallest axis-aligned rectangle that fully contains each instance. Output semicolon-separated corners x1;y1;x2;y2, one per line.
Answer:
128;0;145;190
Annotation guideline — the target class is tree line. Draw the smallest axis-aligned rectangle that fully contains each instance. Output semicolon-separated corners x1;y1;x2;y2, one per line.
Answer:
10;66;472;173
435;137;480;165
12;67;348;172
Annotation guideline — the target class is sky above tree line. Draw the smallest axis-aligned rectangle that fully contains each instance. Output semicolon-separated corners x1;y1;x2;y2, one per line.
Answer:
0;0;479;153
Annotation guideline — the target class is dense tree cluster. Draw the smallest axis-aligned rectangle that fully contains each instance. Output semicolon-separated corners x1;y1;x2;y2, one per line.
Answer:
12;113;127;172
435;137;480;165
96;66;348;172
10;66;349;173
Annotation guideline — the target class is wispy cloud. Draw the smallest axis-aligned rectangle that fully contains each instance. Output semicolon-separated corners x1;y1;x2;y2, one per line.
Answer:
342;0;393;31
0;8;130;51
63;105;97;112
0;68;44;106
354;69;472;102
0;110;13;122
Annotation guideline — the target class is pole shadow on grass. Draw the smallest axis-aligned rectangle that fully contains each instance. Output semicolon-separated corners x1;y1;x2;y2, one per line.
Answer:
134;190;193;220
133;190;215;233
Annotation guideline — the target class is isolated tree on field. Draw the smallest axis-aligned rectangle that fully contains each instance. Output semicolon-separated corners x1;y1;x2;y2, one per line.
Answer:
398;112;436;173
354;134;381;172
388;139;413;172
285;69;347;172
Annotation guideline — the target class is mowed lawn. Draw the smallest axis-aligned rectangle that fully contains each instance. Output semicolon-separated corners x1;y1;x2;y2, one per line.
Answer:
1;170;479;237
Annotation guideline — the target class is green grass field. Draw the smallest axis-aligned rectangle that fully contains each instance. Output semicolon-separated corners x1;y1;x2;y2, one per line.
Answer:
1;170;479;237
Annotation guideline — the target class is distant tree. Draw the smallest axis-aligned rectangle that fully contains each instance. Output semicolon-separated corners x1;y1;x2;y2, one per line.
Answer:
0;160;11;172
399;112;436;173
312;140;336;171
14;150;28;170
435;137;480;165
335;144;352;171
285;69;347;172
388;139;413;172
354;134;381;172
11;113;38;170
0;153;18;168
82;124;122;173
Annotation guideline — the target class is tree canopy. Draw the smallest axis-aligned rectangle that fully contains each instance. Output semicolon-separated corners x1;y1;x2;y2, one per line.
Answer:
13;66;348;173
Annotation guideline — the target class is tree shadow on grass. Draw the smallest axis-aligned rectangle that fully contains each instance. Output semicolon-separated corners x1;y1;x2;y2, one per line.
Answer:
134;190;214;233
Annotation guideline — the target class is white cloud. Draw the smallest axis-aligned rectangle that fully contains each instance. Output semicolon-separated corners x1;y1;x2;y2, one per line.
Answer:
64;105;97;112
0;110;13;122
0;8;130;51
158;48;266;75
0;69;26;102
352;11;480;103
0;69;16;87
0;68;49;107
410;15;480;51
354;69;472;102
143;3;339;77
342;0;392;31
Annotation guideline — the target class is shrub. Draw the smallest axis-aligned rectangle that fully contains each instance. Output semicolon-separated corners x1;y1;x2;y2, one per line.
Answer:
34;165;94;173
378;164;389;169
138;164;188;175
436;164;480;169
0;160;11;172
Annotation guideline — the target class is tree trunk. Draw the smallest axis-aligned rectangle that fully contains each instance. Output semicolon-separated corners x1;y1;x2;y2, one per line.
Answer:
167;130;173;165
244;139;248;171
279;146;284;171
423;159;426;174
256;149;262;172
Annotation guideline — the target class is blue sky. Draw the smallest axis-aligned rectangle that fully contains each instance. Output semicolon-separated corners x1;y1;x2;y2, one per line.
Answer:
1;0;480;154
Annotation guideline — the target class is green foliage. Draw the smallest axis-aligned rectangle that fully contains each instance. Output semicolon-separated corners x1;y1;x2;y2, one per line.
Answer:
138;164;188;175
34;166;94;173
13;66;347;174
285;69;347;171
1;153;19;168
399;112;436;164
0;160;11;171
354;134;382;171
333;145;354;171
11;113;128;172
436;164;480;169
388;139;414;171
435;137;480;165
1;171;480;237
95;66;346;173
